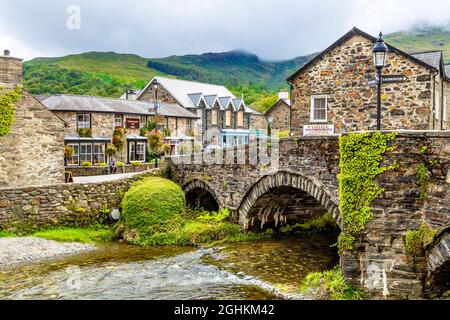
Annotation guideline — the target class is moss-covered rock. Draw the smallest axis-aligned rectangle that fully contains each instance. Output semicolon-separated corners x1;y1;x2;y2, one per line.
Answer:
118;177;186;245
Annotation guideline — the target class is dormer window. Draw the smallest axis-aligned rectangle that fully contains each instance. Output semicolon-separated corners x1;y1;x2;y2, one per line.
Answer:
226;110;232;126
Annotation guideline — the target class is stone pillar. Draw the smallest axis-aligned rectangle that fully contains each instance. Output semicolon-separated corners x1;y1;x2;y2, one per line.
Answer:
0;50;23;88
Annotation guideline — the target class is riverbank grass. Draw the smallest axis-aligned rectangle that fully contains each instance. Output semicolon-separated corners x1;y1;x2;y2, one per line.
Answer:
300;267;365;300
31;226;114;243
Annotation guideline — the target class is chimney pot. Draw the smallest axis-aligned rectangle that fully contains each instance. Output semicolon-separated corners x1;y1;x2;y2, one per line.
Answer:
4;49;10;56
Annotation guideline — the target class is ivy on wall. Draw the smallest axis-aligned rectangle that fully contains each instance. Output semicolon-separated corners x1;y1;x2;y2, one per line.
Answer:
338;132;398;252
0;86;23;137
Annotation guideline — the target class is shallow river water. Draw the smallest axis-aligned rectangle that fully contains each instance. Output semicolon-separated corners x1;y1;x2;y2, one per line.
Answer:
0;233;338;300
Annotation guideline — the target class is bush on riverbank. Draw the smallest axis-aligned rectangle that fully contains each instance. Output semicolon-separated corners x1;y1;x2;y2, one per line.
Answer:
117;177;273;246
300;266;364;300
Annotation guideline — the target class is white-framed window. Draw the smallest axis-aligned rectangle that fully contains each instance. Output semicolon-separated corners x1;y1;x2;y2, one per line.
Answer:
444;96;447;122
66;143;79;166
136;142;146;162
80;143;92;163
310;95;328;122
77;113;91;129
435;95;440;120
114;114;123;127
226;110;232;126
93;143;105;165
211;109;218;125
237;111;244;127
140;116;147;129
185;119;192;132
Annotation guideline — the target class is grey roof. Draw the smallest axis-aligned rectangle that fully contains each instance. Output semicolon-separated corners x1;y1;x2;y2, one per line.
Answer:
411;51;442;71
187;93;203;106
157;103;200;119
42;94;153;115
232;98;245;110
245;105;262;115
219;96;232;108
126;134;148;140
65;134;111;141
445;65;450;80
204;94;218;108
41;94;199;119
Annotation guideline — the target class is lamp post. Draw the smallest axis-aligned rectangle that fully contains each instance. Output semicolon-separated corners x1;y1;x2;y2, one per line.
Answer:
153;79;159;168
372;32;388;131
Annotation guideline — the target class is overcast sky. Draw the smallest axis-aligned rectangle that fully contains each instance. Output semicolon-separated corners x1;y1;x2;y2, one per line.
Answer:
1;0;450;61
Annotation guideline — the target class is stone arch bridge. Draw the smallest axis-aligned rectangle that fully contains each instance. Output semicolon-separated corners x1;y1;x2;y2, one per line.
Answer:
168;132;450;299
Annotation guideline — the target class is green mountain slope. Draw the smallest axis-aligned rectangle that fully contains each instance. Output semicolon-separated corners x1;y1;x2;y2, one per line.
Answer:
385;26;450;63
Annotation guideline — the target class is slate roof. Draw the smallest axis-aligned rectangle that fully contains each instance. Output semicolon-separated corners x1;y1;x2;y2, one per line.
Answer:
264;98;291;116
444;64;450;80
204;94;219;108
187;93;203;106
138;76;235;109
411;51;443;71
41;94;199;119
287;27;438;82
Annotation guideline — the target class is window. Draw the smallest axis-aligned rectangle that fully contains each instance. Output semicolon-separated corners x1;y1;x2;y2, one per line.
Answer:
140;116;147;129
114;115;123;127
136;142;146;162
237;111;244;127
185;119;192;132
80;143;92;163
77;113;91;129
93;143;105;165
310;96;328;122
284;116;289;126
66;144;79;166
226;110;232;126
211;110;218;125
444;96;447;122
129;142;136;162
435;95;440;120
234;136;239;146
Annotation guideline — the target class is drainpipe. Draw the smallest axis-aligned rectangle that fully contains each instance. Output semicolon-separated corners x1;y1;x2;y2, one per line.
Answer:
441;76;444;130
432;72;436;130
288;83;294;134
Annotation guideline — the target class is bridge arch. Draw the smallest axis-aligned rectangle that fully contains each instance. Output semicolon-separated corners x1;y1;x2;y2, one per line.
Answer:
182;179;221;212
237;170;341;230
426;225;450;296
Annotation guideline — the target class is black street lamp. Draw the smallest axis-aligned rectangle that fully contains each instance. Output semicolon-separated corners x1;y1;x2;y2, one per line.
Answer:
372;32;388;131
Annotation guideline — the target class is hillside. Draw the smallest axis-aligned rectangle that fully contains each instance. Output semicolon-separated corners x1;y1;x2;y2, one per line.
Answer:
22;25;450;113
386;25;450;63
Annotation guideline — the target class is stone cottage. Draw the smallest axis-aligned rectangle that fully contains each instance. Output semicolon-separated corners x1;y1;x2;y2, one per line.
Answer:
288;27;450;135
0;50;66;188
133;76;268;147
265;90;291;133
40;94;199;164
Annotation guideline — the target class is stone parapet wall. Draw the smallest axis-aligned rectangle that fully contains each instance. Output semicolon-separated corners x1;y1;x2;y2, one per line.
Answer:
0;171;154;232
66;163;155;177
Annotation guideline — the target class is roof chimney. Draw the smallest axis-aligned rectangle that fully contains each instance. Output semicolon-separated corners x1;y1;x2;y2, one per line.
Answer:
278;89;289;100
0;49;23;87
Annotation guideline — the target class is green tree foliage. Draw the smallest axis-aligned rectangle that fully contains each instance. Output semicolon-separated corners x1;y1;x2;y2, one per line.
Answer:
0;86;23;137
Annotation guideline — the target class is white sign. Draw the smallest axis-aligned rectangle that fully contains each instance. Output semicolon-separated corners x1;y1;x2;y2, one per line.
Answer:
303;124;335;136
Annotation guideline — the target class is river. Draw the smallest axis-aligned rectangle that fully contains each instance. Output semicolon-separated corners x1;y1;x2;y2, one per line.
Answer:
0;233;338;300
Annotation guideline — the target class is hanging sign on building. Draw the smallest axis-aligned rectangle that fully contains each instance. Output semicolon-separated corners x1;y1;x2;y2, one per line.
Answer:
303;124;335;136
126;118;140;129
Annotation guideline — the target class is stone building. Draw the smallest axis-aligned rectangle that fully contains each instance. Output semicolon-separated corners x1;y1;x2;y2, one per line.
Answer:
41;94;199;164
133;76;268;147
288;27;450;135
0;50;66;188
265;90;291;133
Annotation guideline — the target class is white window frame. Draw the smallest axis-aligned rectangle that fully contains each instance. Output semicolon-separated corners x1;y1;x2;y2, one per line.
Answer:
435;95;440;120
140;116;147;129
310;95;328;123
66;143;79;166
93;143;105;165
444;96;447;122
114;114;123;128
77;113;91;129
136;142;146;162
80;143;92;164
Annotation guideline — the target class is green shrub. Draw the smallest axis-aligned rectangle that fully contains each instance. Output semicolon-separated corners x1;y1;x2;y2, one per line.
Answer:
32;226;114;243
100;162;108;167
197;208;231;223
105;143;117;157
276;131;291;139
77;128;92;138
405;223;436;256
416;163;430;201
117;161;125;167
130;161;142;166
81;161;92;167
119;177;186;245
300;267;364;300
0;230;17;238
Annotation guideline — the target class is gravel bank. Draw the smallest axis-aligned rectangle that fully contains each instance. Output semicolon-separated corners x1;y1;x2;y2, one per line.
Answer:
0;237;96;268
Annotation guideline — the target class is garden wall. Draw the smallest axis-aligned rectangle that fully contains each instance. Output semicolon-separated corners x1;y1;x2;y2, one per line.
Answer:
66;163;156;177
0;171;156;232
